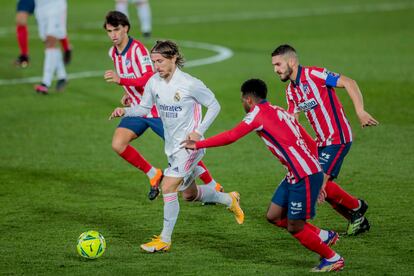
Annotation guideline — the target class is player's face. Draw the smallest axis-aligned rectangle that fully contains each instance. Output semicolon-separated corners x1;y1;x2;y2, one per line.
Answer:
151;53;177;80
105;24;128;46
241;95;251;113
272;55;293;82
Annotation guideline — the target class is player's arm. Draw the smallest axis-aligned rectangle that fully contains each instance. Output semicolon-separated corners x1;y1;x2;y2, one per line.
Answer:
332;75;379;127
109;82;154;120
118;71;154;88
120;92;131;107
182;121;256;150
188;81;221;140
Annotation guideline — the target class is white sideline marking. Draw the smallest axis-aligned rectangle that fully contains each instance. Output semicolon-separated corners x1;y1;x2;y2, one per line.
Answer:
0;40;233;86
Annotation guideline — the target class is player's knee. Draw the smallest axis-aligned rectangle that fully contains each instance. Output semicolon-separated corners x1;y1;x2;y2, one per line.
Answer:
287;220;305;234
266;212;281;224
45;36;58;48
112;140;127;154
16;13;28;25
182;192;196;201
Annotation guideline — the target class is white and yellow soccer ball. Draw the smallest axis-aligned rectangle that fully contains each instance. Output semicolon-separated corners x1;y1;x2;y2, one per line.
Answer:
76;230;106;259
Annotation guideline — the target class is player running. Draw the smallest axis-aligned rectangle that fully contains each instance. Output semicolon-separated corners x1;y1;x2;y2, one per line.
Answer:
104;12;223;201
15;0;72;68
109;40;244;252
182;79;344;272
115;0;152;38
271;44;379;235
33;0;69;94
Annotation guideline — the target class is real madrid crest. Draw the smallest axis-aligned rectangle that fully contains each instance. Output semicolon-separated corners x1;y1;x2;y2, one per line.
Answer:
174;91;181;102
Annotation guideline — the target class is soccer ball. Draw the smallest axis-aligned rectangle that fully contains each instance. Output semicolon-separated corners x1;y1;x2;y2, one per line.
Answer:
76;230;106;259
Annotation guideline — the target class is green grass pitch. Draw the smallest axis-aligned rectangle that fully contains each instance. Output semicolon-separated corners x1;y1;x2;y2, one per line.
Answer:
0;0;413;274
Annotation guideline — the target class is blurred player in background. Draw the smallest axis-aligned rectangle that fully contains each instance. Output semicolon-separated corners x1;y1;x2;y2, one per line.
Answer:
115;0;152;38
182;79;345;272
271;44;379;235
109;40;244;252
33;0;69;94
104;12;223;201
15;0;72;68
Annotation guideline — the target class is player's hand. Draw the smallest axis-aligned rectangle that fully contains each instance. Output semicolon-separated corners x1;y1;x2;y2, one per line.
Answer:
109;107;125;120
121;94;132;107
357;110;379;128
317;188;327;204
104;70;120;84
180;139;197;150
187;131;202;141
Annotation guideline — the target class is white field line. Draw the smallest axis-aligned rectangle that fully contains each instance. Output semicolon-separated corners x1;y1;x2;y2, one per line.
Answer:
0;2;412;34
0;39;233;86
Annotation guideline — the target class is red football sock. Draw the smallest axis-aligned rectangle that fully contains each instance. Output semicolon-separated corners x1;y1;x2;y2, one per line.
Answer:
305;222;321;234
60;37;71;51
197;161;213;184
293;224;335;259
325;180;359;210
16;25;28;56
272;218;320;235
119;145;151;173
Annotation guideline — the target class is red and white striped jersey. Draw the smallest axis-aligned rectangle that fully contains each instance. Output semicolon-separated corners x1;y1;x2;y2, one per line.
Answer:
196;101;321;184
108;37;158;118
285;65;353;147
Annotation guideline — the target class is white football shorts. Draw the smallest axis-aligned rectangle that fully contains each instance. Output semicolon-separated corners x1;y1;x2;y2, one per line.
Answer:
35;8;67;40
164;148;205;191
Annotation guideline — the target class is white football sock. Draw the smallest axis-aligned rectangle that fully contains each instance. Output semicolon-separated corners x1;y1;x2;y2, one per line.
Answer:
136;1;152;33
160;192;179;243
319;229;329;242
205;180;217;188
146;167;157;179
115;1;129;17
56;50;66;80
42;48;59;87
326;253;340;262
196;185;232;207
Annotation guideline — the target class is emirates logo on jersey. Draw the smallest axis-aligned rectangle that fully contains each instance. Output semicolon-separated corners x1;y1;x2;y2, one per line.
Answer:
125;59;132;69
174;91;181;102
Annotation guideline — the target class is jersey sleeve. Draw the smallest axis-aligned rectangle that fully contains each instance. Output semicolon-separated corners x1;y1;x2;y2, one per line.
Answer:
124;78;154;117
196;107;261;149
310;67;341;87
119;71;154;88
191;79;221;135
135;43;153;74
196;120;257;149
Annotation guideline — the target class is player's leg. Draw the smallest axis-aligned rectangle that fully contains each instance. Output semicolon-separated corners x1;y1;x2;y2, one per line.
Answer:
180;168;243;224
115;0;129;17
288;173;344;272
134;0;152;38
267;178;338;246
15;0;35;67
113;117;162;199
319;143;369;235
35;35;60;94
141;175;183;253
197;161;223;192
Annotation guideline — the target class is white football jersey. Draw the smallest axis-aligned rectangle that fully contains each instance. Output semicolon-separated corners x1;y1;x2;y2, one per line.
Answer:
35;0;66;14
126;68;220;156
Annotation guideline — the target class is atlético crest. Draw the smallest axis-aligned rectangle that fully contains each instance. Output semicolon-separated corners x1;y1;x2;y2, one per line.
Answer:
303;83;310;94
174;91;181;102
125;59;132;69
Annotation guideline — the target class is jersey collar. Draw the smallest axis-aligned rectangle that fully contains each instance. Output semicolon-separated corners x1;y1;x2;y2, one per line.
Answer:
292;65;302;87
116;36;133;56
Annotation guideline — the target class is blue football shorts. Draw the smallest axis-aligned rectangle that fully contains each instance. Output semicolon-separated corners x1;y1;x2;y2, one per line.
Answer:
271;172;323;220
17;0;35;14
318;142;352;179
118;116;164;139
